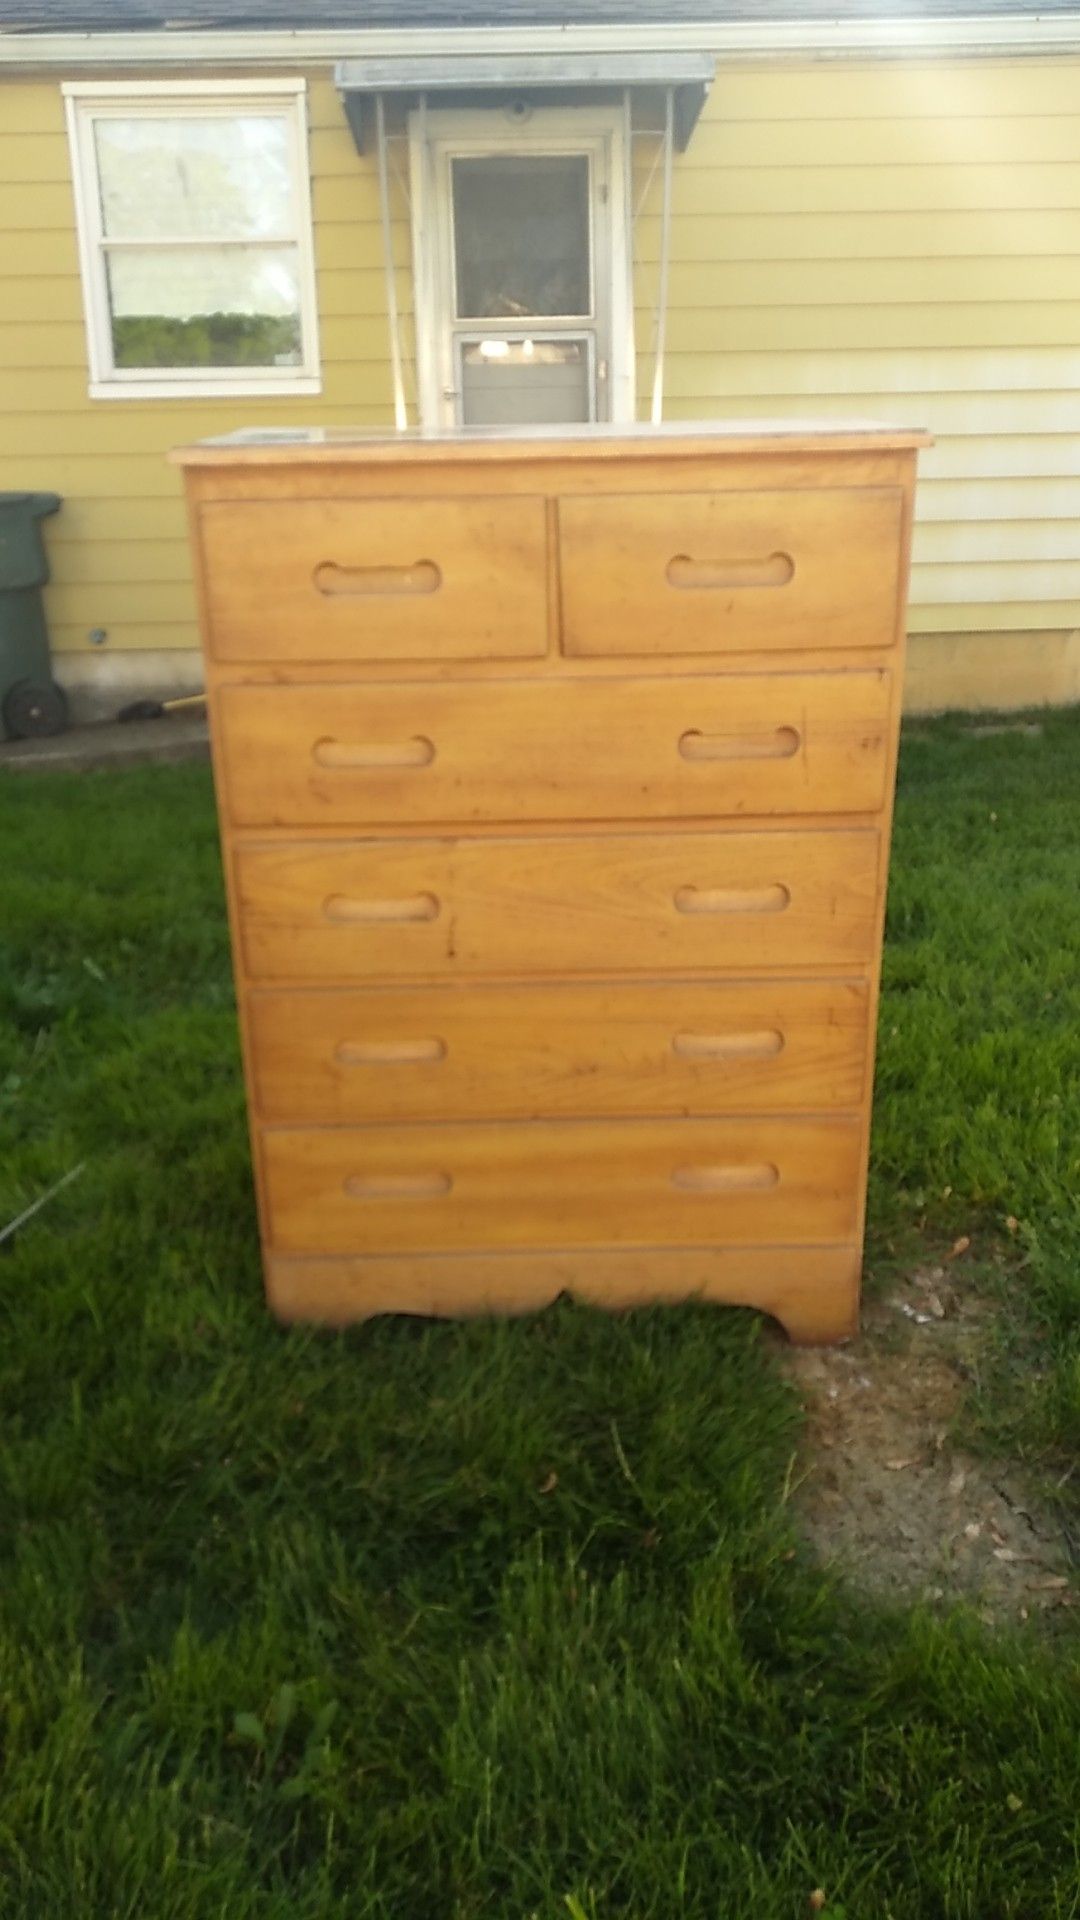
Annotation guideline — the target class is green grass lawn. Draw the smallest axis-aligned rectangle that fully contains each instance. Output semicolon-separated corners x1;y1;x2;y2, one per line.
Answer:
1;711;1079;1919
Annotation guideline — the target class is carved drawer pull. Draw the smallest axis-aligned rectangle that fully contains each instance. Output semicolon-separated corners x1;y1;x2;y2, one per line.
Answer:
672;1029;784;1062
673;883;790;916
313;735;436;770
666;551;794;591
345;1171;452;1200
323;892;440;925
313;559;442;597
335;1037;447;1066
671;1163;779;1193
679;726;799;763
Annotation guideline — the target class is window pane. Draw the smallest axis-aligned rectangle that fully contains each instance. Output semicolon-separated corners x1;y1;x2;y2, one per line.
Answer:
106;246;302;368
94;115;293;240
460;337;591;426
452;155;590;319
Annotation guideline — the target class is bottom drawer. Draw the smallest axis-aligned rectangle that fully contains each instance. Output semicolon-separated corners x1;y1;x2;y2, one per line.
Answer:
260;1116;862;1255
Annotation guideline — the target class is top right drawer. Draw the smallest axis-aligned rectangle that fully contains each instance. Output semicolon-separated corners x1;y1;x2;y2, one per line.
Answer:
558;487;904;657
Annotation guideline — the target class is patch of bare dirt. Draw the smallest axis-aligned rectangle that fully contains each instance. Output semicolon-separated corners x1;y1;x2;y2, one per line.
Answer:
779;1265;1076;1625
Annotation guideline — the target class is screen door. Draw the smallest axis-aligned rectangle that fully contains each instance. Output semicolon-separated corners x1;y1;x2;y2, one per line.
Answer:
414;112;628;429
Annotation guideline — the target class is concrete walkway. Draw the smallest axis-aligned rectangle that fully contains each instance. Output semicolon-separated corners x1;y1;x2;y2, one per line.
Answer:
0;713;210;774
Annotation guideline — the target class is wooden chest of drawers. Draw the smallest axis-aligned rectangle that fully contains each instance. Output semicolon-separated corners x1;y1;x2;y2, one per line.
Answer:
173;422;928;1343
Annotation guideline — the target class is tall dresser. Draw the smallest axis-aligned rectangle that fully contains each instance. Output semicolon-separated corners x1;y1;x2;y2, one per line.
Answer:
173;422;928;1343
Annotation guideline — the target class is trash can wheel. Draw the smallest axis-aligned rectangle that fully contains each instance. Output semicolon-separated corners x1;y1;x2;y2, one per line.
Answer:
2;677;68;740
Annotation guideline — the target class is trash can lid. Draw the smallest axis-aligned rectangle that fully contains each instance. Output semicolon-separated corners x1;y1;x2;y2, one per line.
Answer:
0;493;61;517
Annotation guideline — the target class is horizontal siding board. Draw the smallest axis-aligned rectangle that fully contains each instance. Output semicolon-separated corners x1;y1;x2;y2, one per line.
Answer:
42;539;192;585
914;520;1080;563
659;258;1080;307
0;82;65;136
48;633;200;664
616;346;1080;397
918;477;1080;522
678;115;1080;170
636;382;1080;437
910;559;1080;603
705;65;1080;123
48;498;188;540
917;436;1080;480
632;211;1080;260
909;601;1080;633
0;231;80;276
655;164;1080;216
655;307;1080;349
45;581;196;623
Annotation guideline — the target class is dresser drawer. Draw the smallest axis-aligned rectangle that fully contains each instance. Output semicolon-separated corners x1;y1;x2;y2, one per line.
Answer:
260;1115;863;1255
559;488;903;657
219;669;891;828
248;978;869;1124
198;496;549;663
233;828;880;983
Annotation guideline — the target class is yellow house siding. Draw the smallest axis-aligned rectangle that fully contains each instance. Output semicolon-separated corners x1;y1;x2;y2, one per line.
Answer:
633;59;1080;649
2;59;1080;712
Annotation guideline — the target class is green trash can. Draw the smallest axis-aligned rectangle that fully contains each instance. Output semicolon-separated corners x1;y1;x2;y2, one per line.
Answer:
0;491;68;740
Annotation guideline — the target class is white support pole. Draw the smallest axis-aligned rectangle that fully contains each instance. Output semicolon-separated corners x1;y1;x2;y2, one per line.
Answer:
375;90;408;432
622;86;635;423
649;84;674;426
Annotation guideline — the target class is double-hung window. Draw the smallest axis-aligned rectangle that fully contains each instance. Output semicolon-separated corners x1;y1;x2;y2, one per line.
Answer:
64;80;320;400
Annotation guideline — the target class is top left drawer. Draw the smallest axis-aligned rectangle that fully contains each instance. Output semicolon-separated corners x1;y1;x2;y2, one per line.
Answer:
197;496;550;663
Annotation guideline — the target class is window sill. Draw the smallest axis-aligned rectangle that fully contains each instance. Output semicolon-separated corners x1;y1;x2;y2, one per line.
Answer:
88;376;323;402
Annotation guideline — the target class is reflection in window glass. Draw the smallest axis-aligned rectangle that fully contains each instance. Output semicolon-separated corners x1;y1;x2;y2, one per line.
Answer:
106;246;302;367
94;115;293;240
453;154;590;318
460;337;591;426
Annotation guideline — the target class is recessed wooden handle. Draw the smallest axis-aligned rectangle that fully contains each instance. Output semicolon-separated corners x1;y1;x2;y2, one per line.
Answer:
323;892;440;924
679;727;800;763
335;1037;447;1066
673;884;790;916
666;551;794;591
672;1029;785;1061
313;559;441;597
671;1163;779;1193
313;735;436;770
345;1171;452;1199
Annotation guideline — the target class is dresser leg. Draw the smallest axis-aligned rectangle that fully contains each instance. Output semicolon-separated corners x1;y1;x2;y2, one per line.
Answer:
771;1284;860;1347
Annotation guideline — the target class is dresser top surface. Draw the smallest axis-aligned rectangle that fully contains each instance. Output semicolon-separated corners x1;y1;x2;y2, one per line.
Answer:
171;419;931;469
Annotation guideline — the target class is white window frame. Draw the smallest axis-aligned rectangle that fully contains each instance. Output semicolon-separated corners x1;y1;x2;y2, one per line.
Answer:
63;79;321;401
408;105;634;431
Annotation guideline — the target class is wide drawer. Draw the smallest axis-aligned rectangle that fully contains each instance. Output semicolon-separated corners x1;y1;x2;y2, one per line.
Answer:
218;670;892;828
197;496;549;663
233;828;881;982
260;1115;863;1254
559;488;903;656
247;978;870;1123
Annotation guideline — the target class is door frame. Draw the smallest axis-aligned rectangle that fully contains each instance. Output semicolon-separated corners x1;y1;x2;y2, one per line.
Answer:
408;103;635;430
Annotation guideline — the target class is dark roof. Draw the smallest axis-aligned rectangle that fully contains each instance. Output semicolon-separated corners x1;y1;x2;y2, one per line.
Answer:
3;0;1079;28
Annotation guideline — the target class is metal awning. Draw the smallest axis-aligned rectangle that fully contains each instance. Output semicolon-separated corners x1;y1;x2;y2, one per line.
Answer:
335;50;714;151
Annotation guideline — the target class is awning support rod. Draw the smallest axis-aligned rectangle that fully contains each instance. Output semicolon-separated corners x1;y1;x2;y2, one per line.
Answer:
622;86;635;424
649;85;674;425
374;90;408;432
